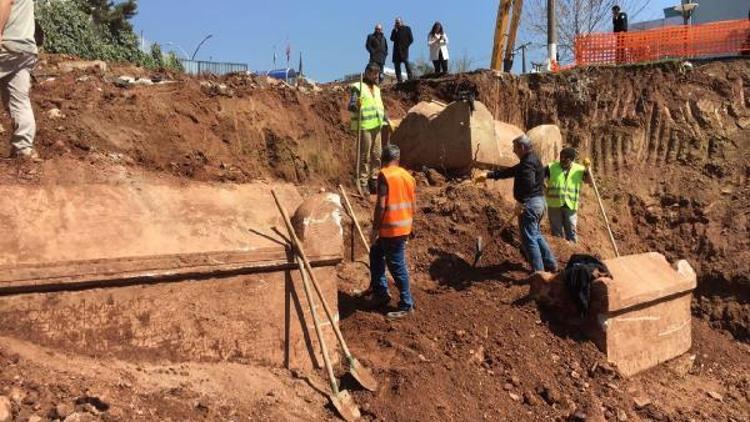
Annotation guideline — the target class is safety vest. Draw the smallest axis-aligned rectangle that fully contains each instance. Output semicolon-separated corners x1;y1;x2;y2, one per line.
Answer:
546;161;585;210
350;82;385;131
379;165;416;238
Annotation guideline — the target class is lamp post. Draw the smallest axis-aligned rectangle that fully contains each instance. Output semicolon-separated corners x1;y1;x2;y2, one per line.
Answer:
191;34;214;60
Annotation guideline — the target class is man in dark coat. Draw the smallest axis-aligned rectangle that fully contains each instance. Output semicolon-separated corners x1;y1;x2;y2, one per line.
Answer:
612;5;628;33
366;24;388;80
390;17;414;83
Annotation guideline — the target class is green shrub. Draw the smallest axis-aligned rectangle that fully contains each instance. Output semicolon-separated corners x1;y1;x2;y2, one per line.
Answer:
35;0;182;71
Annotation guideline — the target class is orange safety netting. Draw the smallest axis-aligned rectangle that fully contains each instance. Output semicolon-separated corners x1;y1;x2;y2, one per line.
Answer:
574;19;750;66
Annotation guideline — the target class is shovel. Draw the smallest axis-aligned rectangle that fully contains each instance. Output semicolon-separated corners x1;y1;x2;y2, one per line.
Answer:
272;190;379;393
295;255;361;421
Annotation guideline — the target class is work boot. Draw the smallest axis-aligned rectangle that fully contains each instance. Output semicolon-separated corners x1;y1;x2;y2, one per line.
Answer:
14;148;42;163
366;292;391;309
386;307;414;319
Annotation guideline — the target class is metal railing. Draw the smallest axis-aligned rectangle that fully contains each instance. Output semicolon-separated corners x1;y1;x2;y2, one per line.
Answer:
179;59;248;76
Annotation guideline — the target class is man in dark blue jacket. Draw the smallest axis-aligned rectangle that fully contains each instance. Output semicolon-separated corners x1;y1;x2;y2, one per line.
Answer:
390;17;414;83
366;24;387;81
475;135;558;273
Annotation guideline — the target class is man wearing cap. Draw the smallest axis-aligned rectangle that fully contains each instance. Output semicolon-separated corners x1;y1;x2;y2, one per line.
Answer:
348;63;389;194
545;147;591;243
475;135;558;273
369;144;416;319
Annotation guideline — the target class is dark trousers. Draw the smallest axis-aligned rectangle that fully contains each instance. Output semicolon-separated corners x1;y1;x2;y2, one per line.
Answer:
433;51;448;74
394;60;413;82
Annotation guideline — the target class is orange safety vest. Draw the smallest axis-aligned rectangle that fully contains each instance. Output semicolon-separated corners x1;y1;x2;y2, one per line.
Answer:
378;165;416;238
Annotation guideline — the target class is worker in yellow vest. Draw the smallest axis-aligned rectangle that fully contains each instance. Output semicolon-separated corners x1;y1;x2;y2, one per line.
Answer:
369;144;416;319
349;63;389;194
545;147;591;243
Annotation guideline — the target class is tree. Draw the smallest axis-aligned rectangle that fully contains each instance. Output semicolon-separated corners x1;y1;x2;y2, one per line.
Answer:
76;0;138;34
523;0;649;61
150;42;163;67
450;50;475;74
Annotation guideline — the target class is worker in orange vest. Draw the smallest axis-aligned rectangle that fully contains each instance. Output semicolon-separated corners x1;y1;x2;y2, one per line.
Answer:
369;144;416;319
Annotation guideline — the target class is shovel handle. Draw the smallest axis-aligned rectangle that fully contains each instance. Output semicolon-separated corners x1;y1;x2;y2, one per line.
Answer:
296;255;339;395
272;190;354;359
339;185;370;254
588;167;620;257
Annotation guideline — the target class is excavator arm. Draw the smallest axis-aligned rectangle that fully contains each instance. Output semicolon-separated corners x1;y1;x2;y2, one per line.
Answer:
491;0;524;72
503;0;524;71
491;0;513;71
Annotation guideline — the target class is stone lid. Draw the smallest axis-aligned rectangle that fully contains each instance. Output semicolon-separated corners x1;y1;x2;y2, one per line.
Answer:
595;252;697;312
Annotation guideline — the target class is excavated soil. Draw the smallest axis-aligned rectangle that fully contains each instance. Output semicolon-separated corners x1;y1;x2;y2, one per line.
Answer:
0;56;748;421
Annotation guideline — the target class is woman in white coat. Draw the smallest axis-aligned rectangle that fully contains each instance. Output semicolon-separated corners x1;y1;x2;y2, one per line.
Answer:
428;21;449;74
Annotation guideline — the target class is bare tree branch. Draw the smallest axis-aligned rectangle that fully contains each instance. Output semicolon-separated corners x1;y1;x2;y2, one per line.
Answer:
522;0;650;62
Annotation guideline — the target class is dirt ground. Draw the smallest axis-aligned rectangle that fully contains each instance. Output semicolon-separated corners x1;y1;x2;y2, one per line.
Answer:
0;56;748;421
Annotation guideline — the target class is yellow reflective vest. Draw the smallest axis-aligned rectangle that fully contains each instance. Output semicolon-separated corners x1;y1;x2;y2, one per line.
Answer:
350;82;385;131
546;161;585;210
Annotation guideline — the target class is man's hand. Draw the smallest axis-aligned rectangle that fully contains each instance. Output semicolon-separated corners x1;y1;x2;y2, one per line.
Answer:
583;157;591;168
369;229;379;246
473;171;489;184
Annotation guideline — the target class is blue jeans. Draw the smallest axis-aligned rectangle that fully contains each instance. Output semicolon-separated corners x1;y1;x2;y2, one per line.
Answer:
519;196;558;272
548;206;578;243
370;236;414;311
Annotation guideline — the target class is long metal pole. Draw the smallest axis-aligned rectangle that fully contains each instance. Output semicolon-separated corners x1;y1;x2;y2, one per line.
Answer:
354;74;364;196
547;0;557;70
588;168;620;257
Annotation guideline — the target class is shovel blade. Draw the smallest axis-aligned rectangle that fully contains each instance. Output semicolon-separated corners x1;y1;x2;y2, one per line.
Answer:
330;389;361;421
349;358;379;392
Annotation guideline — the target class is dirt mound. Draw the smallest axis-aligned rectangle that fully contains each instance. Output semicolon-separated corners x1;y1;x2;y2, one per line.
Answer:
390;60;750;339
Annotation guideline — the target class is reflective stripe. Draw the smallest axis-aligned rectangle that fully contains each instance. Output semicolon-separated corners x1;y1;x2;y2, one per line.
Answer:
382;218;413;228
379;166;416;238
386;202;414;211
349;82;385;130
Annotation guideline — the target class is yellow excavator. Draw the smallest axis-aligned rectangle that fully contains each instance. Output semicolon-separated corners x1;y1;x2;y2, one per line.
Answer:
491;0;524;72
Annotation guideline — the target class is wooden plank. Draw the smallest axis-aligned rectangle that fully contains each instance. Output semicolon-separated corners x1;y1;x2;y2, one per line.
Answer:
0;253;341;295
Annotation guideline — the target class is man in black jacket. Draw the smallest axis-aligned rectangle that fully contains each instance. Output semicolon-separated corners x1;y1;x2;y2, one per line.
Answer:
366;24;387;81
612;6;628;64
612;5;628;32
390;17;414;83
475;135;558;273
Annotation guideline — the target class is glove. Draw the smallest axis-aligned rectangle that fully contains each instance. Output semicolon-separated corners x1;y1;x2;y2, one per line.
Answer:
583;158;591;168
473;172;488;184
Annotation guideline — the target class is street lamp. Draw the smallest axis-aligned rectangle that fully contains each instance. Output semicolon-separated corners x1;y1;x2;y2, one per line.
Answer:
675;2;699;25
191;34;214;60
165;42;189;59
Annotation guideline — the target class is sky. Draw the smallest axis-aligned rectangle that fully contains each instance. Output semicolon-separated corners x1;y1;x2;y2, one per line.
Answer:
132;0;676;82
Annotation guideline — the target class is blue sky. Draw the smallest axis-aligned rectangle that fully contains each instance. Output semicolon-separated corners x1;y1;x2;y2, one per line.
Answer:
132;1;675;82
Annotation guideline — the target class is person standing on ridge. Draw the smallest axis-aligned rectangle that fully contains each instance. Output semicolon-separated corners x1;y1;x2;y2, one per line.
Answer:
428;21;449;75
0;0;39;161
369;144;416;319
612;5;628;64
348;63;388;194
390;17;414;83
366;24;387;82
474;135;558;273
545;147;591;243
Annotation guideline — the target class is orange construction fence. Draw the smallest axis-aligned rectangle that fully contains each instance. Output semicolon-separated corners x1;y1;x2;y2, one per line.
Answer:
574;19;750;67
